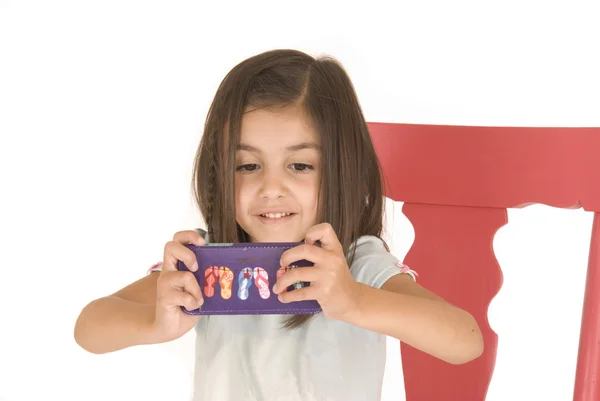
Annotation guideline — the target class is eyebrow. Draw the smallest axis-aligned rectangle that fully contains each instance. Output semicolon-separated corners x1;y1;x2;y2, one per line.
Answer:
236;142;321;152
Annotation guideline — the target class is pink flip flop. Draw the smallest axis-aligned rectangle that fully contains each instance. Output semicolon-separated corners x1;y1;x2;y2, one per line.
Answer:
253;267;271;300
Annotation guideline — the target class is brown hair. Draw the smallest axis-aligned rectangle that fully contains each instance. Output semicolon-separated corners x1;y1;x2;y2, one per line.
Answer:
192;49;386;329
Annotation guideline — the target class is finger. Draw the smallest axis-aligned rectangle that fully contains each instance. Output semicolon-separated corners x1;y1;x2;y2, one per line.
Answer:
162;288;203;310
278;286;316;303
280;243;327;268
170;271;204;302
163;241;199;272
173;230;206;246
273;267;321;294
158;271;204;306
304;223;343;253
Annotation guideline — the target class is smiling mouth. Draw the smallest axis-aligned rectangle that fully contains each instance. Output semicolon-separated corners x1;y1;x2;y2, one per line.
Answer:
259;212;295;219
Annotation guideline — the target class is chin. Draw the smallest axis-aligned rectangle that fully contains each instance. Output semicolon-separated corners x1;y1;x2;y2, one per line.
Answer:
251;235;303;243
247;230;305;243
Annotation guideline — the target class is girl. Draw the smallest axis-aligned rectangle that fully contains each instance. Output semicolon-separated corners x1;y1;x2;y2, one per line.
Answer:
74;49;483;401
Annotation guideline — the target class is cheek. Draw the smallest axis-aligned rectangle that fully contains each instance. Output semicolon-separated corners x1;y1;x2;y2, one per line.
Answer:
299;177;320;218
234;178;245;215
235;178;257;214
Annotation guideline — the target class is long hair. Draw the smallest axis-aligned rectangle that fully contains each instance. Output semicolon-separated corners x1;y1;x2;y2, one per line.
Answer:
192;49;386;329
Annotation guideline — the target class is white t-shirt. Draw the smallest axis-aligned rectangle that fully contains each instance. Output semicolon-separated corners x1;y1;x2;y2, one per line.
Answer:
183;235;414;401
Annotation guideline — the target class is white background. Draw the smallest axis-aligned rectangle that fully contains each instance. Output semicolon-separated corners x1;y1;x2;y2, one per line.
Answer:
1;1;599;400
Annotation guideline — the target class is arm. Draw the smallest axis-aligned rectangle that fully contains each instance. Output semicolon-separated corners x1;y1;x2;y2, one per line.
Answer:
73;273;161;354
74;229;206;355
346;274;484;365
276;224;483;365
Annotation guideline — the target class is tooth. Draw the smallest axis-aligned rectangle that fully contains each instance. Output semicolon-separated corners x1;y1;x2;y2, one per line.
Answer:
260;213;292;218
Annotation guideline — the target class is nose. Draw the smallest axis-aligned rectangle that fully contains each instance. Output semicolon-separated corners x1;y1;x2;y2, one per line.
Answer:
259;167;287;200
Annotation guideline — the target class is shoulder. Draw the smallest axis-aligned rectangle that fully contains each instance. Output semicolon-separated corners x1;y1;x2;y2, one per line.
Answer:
346;235;417;287
347;235;395;266
349;235;388;253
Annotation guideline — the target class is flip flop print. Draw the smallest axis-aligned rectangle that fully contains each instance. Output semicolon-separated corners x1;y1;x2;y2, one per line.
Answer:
237;267;253;300
203;266;219;298
277;265;304;291
218;266;234;300
276;266;289;293
253;267;271;300
289;265;304;290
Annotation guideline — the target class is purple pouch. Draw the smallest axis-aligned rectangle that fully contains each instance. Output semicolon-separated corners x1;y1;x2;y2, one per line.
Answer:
177;242;322;315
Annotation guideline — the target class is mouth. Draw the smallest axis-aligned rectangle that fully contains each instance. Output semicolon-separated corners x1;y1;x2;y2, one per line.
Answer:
258;212;296;219
255;211;297;225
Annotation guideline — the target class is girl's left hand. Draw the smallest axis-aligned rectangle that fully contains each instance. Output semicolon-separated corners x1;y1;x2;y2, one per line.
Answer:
274;223;363;321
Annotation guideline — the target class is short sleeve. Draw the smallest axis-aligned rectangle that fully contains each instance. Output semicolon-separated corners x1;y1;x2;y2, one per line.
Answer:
147;261;162;274
348;236;418;288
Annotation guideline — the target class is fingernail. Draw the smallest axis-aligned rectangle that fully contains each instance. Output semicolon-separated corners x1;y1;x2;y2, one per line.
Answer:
192;261;198;271
273;284;279;293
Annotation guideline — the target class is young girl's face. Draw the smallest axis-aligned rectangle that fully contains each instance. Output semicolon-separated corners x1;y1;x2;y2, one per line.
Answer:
235;105;321;243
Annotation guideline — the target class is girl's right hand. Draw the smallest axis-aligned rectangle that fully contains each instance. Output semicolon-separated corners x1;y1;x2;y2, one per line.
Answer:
152;230;205;343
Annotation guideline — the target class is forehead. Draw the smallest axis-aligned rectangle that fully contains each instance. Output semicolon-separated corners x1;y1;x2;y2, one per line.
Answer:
238;106;320;149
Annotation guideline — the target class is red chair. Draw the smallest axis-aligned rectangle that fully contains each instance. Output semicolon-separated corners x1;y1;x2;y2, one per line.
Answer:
368;123;600;401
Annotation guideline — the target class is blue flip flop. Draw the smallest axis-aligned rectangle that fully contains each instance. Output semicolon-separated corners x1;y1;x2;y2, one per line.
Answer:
237;267;253;300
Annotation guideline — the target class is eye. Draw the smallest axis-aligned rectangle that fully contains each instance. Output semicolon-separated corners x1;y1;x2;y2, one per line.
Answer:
236;163;260;173
289;163;314;172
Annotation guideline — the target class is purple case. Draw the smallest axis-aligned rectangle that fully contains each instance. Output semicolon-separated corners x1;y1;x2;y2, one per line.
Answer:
177;242;322;315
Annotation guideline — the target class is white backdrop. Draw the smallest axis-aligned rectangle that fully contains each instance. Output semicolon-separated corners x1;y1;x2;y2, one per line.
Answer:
1;1;599;400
